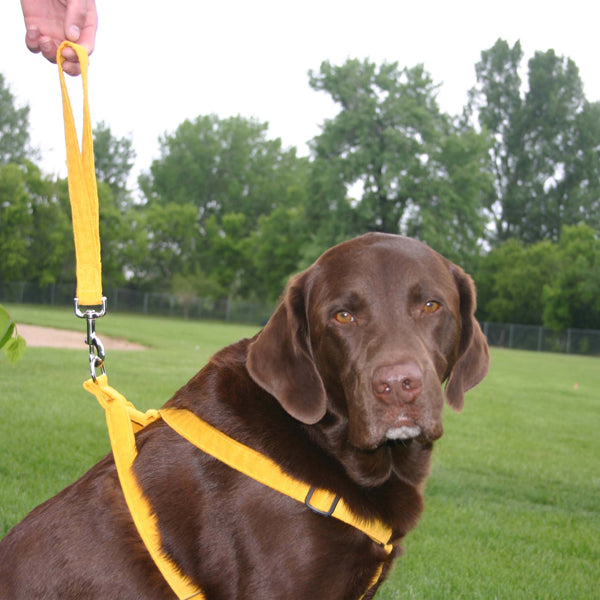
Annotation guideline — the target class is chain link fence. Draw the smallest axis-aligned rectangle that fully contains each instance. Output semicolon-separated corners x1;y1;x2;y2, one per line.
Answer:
2;281;599;355
482;322;600;355
0;282;274;326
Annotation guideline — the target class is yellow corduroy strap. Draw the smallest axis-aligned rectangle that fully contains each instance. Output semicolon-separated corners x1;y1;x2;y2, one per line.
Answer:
57;42;102;307
58;42;390;600
160;408;394;553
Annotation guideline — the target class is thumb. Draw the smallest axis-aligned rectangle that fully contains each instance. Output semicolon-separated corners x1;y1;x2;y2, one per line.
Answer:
64;0;88;42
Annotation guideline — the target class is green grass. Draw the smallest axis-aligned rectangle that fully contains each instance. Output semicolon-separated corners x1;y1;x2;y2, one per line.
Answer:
1;304;599;598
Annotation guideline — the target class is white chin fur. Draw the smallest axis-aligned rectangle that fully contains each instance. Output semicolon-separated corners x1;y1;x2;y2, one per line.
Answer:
386;425;422;440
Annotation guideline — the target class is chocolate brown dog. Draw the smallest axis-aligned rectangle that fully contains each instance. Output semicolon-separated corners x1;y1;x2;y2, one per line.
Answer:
0;233;489;599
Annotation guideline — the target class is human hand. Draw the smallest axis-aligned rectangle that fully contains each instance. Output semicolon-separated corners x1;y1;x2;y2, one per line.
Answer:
20;0;98;76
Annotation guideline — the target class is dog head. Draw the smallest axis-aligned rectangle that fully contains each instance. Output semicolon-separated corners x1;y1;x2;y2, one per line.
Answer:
247;233;489;481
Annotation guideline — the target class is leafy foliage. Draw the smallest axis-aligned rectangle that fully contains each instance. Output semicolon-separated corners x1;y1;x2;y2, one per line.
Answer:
137;115;310;300
0;305;26;364
475;238;559;325
475;224;599;330
309;59;493;266
0;74;32;165
1;40;600;328
0;162;73;285
93;121;136;208
469;39;600;243
542;225;600;330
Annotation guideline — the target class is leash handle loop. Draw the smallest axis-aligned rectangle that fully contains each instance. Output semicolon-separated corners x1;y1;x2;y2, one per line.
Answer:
57;41;103;307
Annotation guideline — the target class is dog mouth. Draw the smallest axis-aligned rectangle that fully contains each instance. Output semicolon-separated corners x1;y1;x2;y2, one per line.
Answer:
385;417;422;441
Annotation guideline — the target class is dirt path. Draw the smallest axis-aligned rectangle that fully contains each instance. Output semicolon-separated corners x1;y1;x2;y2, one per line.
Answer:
18;324;146;351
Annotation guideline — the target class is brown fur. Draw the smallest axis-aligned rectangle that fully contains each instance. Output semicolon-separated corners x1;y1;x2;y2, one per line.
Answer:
0;233;489;599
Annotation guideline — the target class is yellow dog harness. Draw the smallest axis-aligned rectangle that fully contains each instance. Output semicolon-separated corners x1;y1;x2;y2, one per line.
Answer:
58;42;393;600
85;376;393;600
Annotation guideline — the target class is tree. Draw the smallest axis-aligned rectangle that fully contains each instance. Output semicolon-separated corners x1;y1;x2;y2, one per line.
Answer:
141;115;307;223
542;225;600;330
0;73;33;165
28;167;73;285
93;121;136;208
474;224;600;330
474;238;558;325
246;206;308;301
469;39;600;244
138;115;310;297
137;201;199;283
309;59;492;266
0;162;74;286
0;163;30;281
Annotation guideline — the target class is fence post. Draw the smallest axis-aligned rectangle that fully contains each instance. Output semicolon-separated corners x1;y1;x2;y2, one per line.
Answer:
509;323;514;348
566;329;572;354
538;326;543;352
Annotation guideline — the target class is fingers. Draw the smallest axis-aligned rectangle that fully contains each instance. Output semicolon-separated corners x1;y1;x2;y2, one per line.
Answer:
24;26;42;54
60;58;83;77
25;28;60;63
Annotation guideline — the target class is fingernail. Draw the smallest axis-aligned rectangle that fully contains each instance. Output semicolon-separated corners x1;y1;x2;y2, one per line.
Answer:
26;28;39;41
68;25;81;41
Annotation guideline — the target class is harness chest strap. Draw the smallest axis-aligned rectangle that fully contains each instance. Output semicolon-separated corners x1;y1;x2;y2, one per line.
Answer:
159;407;394;551
84;376;393;599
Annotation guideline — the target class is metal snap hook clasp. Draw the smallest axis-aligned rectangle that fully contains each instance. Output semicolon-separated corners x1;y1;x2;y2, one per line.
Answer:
74;297;107;381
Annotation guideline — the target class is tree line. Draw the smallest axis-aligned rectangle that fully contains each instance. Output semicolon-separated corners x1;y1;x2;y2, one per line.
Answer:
1;39;599;331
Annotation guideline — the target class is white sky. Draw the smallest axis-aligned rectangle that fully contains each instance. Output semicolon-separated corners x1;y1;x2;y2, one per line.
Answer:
2;0;600;195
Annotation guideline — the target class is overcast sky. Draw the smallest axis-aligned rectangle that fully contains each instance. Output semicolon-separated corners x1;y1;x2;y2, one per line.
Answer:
2;0;600;192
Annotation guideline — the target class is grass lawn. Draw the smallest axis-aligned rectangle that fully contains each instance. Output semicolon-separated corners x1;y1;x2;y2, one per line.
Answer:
1;304;599;598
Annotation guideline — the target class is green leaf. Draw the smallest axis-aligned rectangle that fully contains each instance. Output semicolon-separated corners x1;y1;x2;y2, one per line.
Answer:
0;305;15;350
4;335;26;365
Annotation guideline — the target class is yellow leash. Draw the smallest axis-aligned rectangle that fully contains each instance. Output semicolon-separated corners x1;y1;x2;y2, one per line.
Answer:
57;42;391;600
57;42;204;600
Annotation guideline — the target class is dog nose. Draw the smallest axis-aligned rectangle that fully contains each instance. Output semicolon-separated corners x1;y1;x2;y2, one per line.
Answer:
372;362;423;404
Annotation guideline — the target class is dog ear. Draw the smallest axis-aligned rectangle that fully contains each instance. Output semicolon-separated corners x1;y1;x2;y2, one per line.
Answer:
247;271;327;424
444;266;490;412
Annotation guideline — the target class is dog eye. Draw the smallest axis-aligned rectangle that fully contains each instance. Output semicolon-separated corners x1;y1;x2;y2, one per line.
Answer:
423;300;441;314
334;311;355;324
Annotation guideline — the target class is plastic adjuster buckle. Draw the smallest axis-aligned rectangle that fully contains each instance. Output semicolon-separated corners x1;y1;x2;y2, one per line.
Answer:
305;487;341;517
